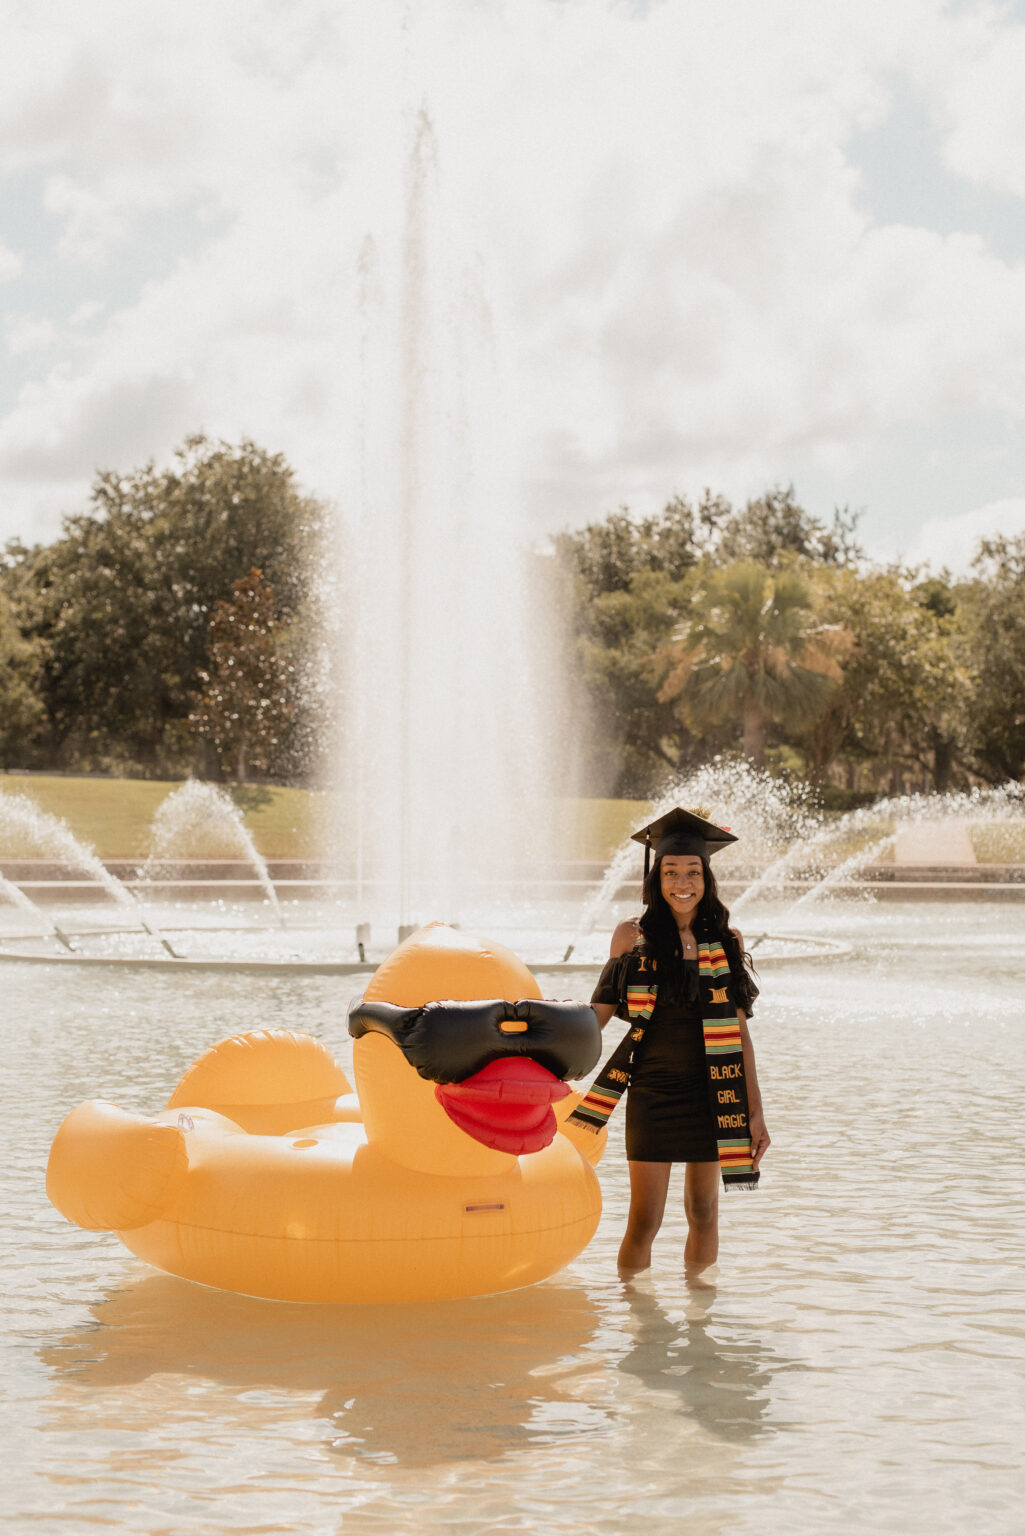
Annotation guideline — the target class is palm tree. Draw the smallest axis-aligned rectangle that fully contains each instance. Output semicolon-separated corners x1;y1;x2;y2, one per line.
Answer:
657;562;850;764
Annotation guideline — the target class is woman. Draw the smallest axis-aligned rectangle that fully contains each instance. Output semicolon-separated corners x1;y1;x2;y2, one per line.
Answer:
589;806;769;1277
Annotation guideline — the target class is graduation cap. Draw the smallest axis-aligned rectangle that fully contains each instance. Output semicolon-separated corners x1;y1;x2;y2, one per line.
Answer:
631;806;738;877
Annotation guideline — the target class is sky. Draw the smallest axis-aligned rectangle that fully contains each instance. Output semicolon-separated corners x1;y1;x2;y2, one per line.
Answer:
1;0;1025;572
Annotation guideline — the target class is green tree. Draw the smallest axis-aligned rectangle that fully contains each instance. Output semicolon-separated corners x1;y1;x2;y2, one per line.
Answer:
552;494;706;598
17;435;324;774
958;535;1025;782
554;488;862;793
802;565;967;790
189;568;296;784
554;486;859;601
575;568;693;792
0;584;45;767
709;487;862;568
657;562;849;765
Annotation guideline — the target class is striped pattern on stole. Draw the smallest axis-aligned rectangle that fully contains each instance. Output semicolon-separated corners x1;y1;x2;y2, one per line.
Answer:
699;941;757;1186
570;980;654;1129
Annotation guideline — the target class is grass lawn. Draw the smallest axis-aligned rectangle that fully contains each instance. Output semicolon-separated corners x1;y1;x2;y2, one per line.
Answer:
0;777;651;863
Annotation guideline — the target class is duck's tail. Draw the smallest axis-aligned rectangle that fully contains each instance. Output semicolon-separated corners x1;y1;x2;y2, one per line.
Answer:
47;1101;189;1231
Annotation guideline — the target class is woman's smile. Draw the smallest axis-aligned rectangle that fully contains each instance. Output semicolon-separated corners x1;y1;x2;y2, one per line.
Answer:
660;855;705;914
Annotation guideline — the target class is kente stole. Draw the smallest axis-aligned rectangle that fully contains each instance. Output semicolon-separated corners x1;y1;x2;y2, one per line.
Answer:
568;939;759;1189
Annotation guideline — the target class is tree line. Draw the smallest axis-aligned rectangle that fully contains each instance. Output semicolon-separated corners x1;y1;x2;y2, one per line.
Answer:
1;435;1022;799
554;488;1025;802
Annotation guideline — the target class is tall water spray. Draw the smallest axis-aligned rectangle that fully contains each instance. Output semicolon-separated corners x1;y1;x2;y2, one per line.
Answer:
564;760;819;956
334;105;566;927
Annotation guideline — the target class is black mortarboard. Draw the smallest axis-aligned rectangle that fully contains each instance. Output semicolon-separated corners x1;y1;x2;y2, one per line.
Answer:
631;806;738;878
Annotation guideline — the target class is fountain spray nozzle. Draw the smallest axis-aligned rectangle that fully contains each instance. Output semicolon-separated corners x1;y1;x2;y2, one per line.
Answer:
137;914;183;961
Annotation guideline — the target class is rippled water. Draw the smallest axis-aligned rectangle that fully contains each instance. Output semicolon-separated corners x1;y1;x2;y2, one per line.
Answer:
3;898;1024;1534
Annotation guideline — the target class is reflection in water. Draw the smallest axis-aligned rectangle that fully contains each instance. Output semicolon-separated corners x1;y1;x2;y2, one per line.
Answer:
41;1273;613;1468
616;1277;791;1443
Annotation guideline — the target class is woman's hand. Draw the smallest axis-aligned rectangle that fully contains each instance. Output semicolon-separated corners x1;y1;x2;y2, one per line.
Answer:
748;1110;771;1170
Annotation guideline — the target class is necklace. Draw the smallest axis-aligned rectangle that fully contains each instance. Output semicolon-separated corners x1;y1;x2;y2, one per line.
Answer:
679;928;697;957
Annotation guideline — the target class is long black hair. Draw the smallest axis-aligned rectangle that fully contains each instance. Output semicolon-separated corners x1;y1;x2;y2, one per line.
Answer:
637;851;753;997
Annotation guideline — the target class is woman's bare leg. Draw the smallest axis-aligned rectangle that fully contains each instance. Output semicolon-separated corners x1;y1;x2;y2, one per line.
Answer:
683;1160;720;1272
618;1161;672;1276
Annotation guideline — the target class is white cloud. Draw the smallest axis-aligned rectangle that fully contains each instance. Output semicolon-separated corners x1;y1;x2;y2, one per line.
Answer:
902;497;1025;573
0;238;24;282
917;11;1025;198
0;0;1024;550
69;300;105;327
6;316;56;355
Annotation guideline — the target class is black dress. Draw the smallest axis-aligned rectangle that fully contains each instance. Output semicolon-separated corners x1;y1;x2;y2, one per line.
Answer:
590;948;757;1164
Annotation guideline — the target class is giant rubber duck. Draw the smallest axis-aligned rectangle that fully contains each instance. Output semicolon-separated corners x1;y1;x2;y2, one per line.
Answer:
47;923;607;1303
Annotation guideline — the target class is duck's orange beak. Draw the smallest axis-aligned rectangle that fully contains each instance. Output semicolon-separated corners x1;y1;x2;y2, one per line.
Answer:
435;1058;571;1155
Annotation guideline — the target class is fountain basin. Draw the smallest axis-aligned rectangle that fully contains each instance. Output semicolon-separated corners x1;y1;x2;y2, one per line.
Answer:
0;911;851;970
9;891;1023;1536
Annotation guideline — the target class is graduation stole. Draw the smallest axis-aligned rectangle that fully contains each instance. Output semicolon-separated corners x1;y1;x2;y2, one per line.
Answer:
569;939;760;1189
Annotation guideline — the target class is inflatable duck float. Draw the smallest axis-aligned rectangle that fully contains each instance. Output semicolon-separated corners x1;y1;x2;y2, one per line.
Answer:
47;923;608;1303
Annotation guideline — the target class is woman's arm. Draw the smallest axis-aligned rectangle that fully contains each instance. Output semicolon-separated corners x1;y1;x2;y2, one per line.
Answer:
592;917;638;1030
738;1008;770;1169
733;928;769;1169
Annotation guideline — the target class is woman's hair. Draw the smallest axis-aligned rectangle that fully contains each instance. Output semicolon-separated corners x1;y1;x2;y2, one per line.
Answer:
637;852;752;991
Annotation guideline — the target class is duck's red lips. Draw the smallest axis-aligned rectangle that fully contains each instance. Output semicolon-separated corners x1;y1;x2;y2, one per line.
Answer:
435;1057;571;1154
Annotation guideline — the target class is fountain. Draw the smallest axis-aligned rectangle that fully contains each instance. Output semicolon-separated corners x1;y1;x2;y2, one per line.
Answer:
0;112;906;973
3;759;1019;973
0;103;570;970
142;780;286;928
0;782;390;969
562;761;840;964
328;102;565;937
732;782;1025;914
0;791;181;959
559;765;1025;968
0;116;1021;970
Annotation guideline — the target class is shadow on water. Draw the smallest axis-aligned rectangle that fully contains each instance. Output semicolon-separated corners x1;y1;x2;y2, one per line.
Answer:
39;1272;616;1468
615;1277;794;1443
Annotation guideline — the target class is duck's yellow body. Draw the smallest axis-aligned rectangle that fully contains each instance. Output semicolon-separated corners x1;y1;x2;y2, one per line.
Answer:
46;925;606;1303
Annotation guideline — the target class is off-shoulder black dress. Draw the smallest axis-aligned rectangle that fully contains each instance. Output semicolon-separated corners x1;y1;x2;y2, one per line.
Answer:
590;947;758;1164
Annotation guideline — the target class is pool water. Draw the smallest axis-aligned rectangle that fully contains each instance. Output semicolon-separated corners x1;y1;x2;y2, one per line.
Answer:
3;899;1023;1535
